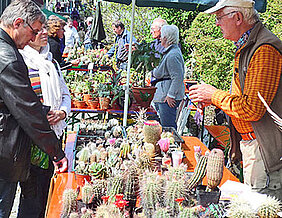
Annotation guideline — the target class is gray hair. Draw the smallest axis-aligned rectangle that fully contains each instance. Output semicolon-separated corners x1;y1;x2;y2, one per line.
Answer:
0;0;46;28
161;24;179;46
152;18;167;29
223;6;259;25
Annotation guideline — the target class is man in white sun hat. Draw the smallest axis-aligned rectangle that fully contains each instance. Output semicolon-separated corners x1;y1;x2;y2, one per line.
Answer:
189;0;282;200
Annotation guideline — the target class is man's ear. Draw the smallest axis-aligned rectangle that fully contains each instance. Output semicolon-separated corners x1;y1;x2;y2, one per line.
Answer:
235;12;244;25
13;18;24;29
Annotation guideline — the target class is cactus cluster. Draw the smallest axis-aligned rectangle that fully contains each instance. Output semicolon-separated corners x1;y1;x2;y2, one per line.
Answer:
154;207;170;218
95;203;122;218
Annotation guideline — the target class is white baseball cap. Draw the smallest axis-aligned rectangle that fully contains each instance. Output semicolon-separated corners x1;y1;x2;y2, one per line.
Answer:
204;0;255;14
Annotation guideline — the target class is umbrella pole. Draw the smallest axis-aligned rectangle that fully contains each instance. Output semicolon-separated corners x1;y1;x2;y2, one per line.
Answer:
123;0;136;127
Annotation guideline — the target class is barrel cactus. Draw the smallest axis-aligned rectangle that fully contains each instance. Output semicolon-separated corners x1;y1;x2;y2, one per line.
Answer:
257;196;281;218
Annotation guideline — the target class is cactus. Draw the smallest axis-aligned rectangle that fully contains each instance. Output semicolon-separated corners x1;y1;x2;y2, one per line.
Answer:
165;179;187;217
154;208;170;218
95;204;122;218
89;162;109;179
81;209;94;218
257;196;281;218
166;163;187;181
227;197;256;218
61;189;77;217
140;173;164;218
178;207;198;218
186;153;208;191
136;151;155;172
206;148;224;191
81;182;94;204
77;146;91;163
143;121;162;153
107;174;124;202
119;140;131;159
123;162;139;201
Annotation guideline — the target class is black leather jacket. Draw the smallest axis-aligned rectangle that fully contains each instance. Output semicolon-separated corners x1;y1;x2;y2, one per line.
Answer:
0;28;65;182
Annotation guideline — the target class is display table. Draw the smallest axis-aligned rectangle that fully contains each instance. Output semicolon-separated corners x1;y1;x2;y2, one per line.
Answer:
205;125;230;148
46;135;239;218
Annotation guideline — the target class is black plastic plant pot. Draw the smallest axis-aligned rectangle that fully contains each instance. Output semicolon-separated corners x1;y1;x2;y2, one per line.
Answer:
196;185;221;207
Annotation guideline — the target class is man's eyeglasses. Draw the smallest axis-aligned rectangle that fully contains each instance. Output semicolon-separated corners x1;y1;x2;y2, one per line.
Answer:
215;11;238;23
26;22;40;36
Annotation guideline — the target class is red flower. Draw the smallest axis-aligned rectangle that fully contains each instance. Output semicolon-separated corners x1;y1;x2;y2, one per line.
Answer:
175;197;185;202
101;195;110;204
115;194;124;201
114;199;129;209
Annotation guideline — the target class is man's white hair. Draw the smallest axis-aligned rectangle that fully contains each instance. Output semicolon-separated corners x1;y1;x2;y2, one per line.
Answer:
161;24;179;46
223;6;259;25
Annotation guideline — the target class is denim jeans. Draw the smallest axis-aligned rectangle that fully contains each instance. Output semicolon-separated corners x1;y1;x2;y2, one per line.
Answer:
154;100;181;129
84;43;93;51
0;180;17;218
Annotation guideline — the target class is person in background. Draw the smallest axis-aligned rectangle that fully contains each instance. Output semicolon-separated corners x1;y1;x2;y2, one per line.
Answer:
73;17;79;30
47;15;65;65
150;18;167;55
18;23;71;218
0;1;67;217
152;25;185;129
64;18;79;53
84;16;94;50
189;0;282;200
106;20;137;70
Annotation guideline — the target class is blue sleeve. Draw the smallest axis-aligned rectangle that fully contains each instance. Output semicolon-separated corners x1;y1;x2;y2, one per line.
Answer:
106;44;115;57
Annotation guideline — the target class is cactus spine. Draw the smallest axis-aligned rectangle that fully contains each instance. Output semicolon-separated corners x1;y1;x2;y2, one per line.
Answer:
154;208;170;218
257;196;281;218
178;207;197;218
81;182;94;204
95;204;122;218
61;189;77;217
69;212;79;218
107;174;124;202
206;148;224;191
123;163;139;201
186;153;208;190
227;197;256;218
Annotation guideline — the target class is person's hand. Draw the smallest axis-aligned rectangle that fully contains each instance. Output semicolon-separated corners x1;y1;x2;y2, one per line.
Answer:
53;157;68;173
189;82;217;105
47;110;66;125
165;96;176;108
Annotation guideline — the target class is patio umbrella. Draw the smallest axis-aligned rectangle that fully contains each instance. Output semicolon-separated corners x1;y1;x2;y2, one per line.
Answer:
90;1;106;42
102;0;267;126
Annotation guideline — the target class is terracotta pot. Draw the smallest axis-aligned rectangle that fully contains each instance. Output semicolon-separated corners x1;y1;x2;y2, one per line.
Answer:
83;94;93;102
88;99;99;109
132;86;157;108
75;101;87;109
99;97;110;110
74;173;91;187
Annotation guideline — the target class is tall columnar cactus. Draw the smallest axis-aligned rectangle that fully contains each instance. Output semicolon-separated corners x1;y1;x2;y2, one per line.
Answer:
154;208;170;218
206;148;224;191
81;182;94;204
257;196;281;218
227;197;256;218
178;207;197;218
61;189;77;217
166;163;187;181
78;146;91;163
107;174;124;202
140;173;164;218
186;153;208;191
123;163;139;201
92;179;107;201
165;179;187;217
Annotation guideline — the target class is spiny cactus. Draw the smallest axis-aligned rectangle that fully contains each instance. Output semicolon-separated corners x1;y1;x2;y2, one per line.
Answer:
123;162;139;201
227;197;256;218
136;151;155;172
95;204;122;218
81;209;94;218
140;174;164;218
119;140;131;159
77;146;91;163
92;179;107;200
107;174;124;202
166;163;188;181
257;196;281;218
61;189;77;217
206;148;224;191
186;153;208;191
154;208;170;218
165;179;187;217
81;182;94;204
178;207;198;218
143;120;162;146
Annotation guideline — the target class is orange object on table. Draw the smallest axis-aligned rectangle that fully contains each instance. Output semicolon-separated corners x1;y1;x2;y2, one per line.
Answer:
205;125;230;148
181;136;239;186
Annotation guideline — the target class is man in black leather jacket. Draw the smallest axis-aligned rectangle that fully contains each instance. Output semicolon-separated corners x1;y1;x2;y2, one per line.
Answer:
0;1;68;217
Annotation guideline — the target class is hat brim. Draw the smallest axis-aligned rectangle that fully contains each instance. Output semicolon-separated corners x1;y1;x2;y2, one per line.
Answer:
204;4;226;14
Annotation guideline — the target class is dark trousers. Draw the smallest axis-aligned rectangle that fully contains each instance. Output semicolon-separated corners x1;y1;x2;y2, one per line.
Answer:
17;163;54;218
0;180;17;218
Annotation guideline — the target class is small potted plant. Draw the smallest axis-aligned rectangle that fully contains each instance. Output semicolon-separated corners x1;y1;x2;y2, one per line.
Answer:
130;41;162;108
97;83;111;110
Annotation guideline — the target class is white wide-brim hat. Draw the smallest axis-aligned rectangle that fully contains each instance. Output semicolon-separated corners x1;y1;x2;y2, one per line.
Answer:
204;0;255;14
